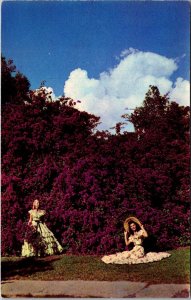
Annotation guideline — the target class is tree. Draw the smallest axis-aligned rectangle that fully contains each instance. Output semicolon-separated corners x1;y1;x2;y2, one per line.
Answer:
1;56;30;105
1;80;189;255
122;86;189;207
1;89;100;255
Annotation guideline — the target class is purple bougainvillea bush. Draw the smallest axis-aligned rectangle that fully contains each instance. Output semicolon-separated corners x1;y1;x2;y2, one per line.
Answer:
1;80;189;255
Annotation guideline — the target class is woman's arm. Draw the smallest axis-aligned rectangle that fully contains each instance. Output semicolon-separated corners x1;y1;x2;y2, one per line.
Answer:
140;225;148;238
28;213;33;226
124;231;132;246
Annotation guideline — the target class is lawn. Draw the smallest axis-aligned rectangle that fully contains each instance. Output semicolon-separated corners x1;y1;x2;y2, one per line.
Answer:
1;247;190;284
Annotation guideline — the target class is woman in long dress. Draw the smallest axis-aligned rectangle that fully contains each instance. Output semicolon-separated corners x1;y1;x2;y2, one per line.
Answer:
22;199;63;257
101;216;171;264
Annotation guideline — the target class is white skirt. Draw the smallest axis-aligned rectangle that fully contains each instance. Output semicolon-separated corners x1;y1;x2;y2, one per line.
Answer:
101;245;171;264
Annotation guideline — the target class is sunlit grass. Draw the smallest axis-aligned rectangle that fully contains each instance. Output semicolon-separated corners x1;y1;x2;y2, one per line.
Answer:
2;247;189;284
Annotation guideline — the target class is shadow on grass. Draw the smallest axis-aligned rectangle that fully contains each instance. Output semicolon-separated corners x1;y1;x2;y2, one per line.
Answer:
1;256;61;281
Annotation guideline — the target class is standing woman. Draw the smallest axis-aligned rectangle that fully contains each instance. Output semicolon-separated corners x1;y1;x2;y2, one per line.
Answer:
22;199;63;257
101;216;171;264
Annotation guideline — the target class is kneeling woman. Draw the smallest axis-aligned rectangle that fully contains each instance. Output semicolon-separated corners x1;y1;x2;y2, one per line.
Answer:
101;216;171;264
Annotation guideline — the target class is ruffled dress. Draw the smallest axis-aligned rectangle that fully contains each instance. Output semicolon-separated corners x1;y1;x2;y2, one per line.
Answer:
101;230;171;264
22;209;63;257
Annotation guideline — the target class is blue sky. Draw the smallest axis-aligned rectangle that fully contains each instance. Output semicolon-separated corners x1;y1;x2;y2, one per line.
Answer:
2;1;190;130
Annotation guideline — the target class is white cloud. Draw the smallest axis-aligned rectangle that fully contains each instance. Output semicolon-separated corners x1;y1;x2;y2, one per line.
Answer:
169;77;190;106
63;49;190;131
116;47;139;60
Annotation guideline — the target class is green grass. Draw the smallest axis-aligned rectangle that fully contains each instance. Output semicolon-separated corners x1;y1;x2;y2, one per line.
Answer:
1;247;190;284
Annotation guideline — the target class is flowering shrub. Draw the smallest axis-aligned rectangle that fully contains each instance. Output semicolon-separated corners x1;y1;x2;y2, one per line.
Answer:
1;84;189;256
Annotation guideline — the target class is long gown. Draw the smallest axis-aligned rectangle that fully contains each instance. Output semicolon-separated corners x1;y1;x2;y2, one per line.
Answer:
101;229;171;264
22;209;63;257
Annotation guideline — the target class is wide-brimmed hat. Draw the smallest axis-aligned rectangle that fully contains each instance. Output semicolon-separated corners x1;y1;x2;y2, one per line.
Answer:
124;216;142;233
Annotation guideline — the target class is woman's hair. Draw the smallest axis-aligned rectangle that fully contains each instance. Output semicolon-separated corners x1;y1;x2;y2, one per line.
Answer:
32;199;39;210
128;221;141;235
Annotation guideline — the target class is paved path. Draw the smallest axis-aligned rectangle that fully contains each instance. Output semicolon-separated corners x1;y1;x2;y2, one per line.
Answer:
1;280;190;298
